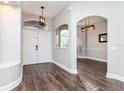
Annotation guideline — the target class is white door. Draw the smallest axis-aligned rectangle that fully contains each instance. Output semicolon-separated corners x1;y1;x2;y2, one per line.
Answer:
22;29;52;65
22;29;37;65
38;31;51;62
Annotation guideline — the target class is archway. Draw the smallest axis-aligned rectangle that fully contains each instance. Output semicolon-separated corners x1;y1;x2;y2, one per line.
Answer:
76;16;108;75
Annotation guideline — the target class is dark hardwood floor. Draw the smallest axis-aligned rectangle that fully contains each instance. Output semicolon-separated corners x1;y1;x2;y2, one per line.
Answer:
13;58;124;91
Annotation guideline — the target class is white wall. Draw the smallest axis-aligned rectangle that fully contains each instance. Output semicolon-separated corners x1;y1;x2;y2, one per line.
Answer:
77;26;86;57
0;4;1;57
77;19;107;61
22;13;52;65
0;4;21;64
0;3;22;90
53;6;77;73
87;20;107;61
70;1;124;81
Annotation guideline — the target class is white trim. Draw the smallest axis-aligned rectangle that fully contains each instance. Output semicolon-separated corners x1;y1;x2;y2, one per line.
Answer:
77;56;86;59
70;69;78;74
22;61;52;66
52;60;78;74
81;48;107;51
77;56;107;62
0;76;22;91
23;60;78;74
0;62;21;69
106;73;124;82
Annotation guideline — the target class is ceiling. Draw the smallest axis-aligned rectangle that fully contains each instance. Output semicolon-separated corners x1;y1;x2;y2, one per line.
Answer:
77;16;107;26
22;1;70;18
0;1;19;7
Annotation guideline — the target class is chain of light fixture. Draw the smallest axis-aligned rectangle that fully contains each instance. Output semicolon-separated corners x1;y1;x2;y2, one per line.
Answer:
39;6;46;26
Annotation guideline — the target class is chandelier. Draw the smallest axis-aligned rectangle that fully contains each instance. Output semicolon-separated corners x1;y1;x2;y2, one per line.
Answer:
81;18;95;32
39;6;45;26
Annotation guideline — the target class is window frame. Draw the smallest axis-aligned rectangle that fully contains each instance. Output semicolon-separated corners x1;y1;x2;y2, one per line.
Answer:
55;24;68;48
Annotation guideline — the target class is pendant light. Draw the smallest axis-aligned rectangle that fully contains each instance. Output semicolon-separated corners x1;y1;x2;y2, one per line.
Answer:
39;6;45;26
81;18;95;32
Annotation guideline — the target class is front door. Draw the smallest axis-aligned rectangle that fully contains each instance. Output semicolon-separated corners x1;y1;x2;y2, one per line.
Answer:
22;29;38;65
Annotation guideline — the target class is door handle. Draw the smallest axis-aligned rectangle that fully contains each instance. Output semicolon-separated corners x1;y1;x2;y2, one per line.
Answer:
36;45;38;50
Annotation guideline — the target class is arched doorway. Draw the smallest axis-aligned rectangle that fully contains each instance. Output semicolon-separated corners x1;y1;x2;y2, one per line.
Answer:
76;16;108;75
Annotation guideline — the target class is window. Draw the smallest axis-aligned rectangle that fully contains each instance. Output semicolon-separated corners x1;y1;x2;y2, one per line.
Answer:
55;24;68;48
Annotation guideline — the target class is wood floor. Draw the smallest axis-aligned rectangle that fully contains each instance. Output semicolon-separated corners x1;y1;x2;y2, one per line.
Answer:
13;58;124;91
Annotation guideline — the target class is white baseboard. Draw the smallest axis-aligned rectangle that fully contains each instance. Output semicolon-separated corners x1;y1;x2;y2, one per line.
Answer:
78;56;107;62
52;60;78;74
23;60;78;74
0;76;22;91
106;73;124;82
22;61;52;66
70;69;78;74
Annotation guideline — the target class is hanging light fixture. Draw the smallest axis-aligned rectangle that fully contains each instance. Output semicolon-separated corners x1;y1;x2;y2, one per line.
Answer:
81;18;95;32
39;6;45;26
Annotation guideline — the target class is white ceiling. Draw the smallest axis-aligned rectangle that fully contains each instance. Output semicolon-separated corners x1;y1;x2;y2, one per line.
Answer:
22;1;70;18
77;16;107;26
0;1;19;7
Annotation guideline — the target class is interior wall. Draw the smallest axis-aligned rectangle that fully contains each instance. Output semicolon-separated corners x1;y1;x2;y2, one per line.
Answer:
0;3;22;90
77;19;107;61
53;7;74;73
0;4;21;64
70;1;124;81
77;26;86;57
0;4;1;59
22;13;53;65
